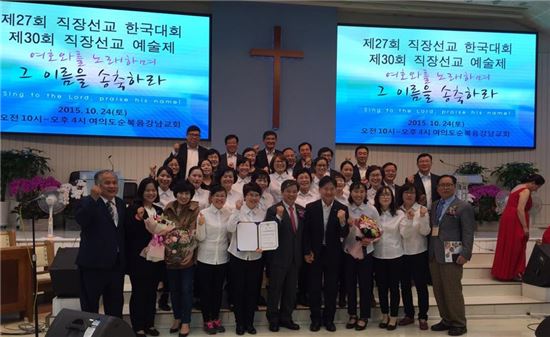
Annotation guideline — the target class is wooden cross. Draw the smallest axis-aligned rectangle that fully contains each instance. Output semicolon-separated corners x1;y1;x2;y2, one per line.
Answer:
250;26;304;130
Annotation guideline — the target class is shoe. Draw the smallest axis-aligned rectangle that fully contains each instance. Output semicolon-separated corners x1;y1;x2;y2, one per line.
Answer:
204;321;217;335
179;324;190;337
355;319;367;331
309;322;321;332
431;321;451;331
213;319;225;333
325;322;336;332
135;332;146;337
280;320;300;330
169;322;182;334
448;327;467;336
398;316;414;326
419;319;429;330
235;325;245;335
246;326;257;334
145;327;160;336
268;322;279;332
158;293;171;311
346;316;357;329
378;316;389;329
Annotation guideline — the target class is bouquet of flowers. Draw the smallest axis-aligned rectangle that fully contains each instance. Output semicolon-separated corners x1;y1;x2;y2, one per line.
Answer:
140;214;176;262
163;226;198;266
344;215;382;260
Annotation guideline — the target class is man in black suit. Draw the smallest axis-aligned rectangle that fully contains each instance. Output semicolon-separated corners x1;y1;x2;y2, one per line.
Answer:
405;153;440;210
382;162;402;205
75;170;126;317
220;134;243;170
169;125;208;180
292;142;313;176
303;176;349;332
317;147;339;178
352;145;370;184
255;130;281;171
264;180;304;332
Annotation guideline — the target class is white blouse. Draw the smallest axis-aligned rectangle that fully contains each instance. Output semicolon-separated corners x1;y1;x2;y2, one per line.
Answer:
224;189;243;211
400;203;431;255
232;175;251;195
366;187;378;206
156;187;175;209
259;191;275;211
227;204;266;261
269;172;293;203
372;209;408;259
192;187;210;210
348;202;379;255
196;205;231;265
296;189;319;208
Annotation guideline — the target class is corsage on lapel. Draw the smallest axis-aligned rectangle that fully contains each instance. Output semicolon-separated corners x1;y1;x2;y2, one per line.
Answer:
446;205;458;217
297;208;305;219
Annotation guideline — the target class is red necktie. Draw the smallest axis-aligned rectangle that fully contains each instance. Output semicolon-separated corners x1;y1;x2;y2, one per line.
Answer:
289;206;297;233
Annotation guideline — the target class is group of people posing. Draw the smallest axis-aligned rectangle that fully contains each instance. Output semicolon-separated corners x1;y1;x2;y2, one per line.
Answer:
75;125;545;337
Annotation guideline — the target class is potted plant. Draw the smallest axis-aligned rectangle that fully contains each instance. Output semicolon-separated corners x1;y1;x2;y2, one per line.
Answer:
491;162;539;190
1;148;52;227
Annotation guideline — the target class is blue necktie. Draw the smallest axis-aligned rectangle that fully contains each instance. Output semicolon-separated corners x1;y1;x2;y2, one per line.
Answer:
436;199;445;221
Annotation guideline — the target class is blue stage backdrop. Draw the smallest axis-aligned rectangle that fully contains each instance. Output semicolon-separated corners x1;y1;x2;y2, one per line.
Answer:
1;1;210;139
336;25;537;148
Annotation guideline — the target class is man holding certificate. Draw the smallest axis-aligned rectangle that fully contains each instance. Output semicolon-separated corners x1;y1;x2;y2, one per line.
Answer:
264;180;304;332
303;176;349;332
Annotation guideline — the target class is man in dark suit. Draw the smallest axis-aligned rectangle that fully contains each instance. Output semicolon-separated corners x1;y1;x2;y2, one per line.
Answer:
351;145;370;184
264;180;304;332
75;170;126;317
292;142;313;177
303;176;349;332
428;175;475;336
220;134;243;171
405;153;440;210
168;125;208;180
382;162;402;205
255;130;281;171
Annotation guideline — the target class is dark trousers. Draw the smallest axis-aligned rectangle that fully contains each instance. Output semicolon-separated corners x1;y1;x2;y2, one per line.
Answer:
297;262;309;302
309;247;339;324
338;249;347;304
230;255;263;327
345;252;374;319
374;256;402;317
266;262;299;324
400;251;430;320
129;265;161;331
167;267;195;323
197;261;227;322
79;261;124;318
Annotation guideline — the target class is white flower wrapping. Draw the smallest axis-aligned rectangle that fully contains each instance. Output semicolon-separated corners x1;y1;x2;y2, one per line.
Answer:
140;215;176;262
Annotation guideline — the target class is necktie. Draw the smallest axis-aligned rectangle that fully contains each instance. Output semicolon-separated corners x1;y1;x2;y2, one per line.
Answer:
288;206;297;233
106;200;116;223
436;199;445;221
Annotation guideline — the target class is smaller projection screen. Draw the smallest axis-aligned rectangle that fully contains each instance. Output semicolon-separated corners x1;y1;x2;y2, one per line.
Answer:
336;25;537;148
1;1;210;139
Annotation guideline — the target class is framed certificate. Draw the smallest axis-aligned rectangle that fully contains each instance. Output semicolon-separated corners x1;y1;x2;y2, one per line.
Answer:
236;221;279;251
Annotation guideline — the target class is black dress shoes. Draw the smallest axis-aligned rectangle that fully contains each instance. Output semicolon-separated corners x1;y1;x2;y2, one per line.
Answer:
431;321;451;331
246;326;257;334
280;321;300;330
309;322;321;332
448;327;467;336
235;325;245;335
268;322;279;332
325;322;336;332
145;327;160;336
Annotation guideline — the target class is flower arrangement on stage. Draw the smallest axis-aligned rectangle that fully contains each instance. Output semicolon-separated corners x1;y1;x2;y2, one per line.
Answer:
58;180;88;217
355;215;382;240
468;184;502;222
163;225;198;265
8;176;61;219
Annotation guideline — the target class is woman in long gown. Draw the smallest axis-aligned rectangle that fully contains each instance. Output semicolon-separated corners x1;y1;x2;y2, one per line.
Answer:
491;174;545;281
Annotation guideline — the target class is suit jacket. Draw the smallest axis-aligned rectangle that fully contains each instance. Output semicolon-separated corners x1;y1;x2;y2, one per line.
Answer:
255;148;282;170
219;152;244;171
352;164;370;183
428;198;475;264
407;172;441;206
264;202;305;270
384;181;403;206
292;159;312;177
302;199;349;263
76;195;126;269
125;203;163;275
170;143;208;180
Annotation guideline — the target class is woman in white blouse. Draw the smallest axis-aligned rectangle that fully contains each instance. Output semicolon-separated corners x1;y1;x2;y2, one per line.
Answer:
343;182;379;330
187;166;209;210
219;168;243;210
269;153;292;203
227;183;266;335
252;171;274;211
232;158;252;195
339;160;355;199
334;172;349;205
295;168;319;208
366;166;384;205
196;185;232;334
155;166;175;209
310;157;330;195
397;183;431;330
372;186;411;331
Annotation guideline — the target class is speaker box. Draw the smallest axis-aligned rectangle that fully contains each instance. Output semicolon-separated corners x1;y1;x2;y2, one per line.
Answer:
46;309;135;337
535;316;550;337
49;247;80;297
524;244;550;287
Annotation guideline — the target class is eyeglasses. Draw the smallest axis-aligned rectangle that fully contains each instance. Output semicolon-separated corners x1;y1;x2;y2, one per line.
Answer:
438;183;455;188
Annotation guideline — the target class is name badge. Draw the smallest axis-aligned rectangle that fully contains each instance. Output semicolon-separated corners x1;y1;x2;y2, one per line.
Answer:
431;226;439;237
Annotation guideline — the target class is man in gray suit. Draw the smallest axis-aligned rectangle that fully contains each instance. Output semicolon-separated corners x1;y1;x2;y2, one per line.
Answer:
428;175;475;336
264;180;304;332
